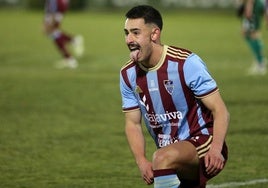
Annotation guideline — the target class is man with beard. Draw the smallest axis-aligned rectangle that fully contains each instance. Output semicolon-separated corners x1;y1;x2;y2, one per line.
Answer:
119;5;229;188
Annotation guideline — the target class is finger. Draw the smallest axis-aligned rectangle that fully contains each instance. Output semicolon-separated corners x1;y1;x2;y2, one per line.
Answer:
206;159;217;174
205;156;214;173
207;159;223;175
145;177;152;184
148;178;154;185
143;176;154;185
204;155;210;168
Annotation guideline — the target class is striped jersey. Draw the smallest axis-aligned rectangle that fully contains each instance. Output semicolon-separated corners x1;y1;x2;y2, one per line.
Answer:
120;45;218;148
45;0;69;13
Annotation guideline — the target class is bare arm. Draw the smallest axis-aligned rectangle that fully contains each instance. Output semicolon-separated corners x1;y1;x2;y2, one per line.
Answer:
201;91;230;175
125;110;154;184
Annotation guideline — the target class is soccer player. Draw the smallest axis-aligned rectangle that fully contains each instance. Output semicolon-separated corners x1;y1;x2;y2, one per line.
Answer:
43;0;84;68
119;5;229;188
239;0;266;75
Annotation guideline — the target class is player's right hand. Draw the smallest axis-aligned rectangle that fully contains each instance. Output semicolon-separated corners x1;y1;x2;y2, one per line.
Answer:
137;159;154;185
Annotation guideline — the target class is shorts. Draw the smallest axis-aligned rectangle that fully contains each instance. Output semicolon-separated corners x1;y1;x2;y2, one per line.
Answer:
44;13;64;26
242;0;264;33
242;18;260;33
181;135;228;188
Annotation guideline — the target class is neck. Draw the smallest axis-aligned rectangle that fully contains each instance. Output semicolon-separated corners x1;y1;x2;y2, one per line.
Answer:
142;44;164;68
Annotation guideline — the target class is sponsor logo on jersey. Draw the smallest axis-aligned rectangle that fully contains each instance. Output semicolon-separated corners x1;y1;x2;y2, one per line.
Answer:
158;134;179;147
144;111;183;124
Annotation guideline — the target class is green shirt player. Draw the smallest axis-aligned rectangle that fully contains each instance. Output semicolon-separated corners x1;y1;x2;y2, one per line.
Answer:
240;0;266;75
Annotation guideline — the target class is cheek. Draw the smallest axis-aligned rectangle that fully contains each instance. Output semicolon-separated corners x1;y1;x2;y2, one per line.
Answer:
139;36;151;49
142;38;153;49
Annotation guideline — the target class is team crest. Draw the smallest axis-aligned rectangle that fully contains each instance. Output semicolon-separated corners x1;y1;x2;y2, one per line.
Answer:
164;80;174;95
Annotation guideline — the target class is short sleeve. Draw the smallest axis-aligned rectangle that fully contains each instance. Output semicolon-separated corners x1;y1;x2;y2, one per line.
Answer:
183;54;218;98
119;72;139;111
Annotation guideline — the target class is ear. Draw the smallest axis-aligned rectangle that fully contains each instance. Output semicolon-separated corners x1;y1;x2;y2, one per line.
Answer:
151;28;161;42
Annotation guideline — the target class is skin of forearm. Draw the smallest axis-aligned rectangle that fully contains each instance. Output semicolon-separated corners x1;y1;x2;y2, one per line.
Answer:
211;108;229;151
125;123;147;164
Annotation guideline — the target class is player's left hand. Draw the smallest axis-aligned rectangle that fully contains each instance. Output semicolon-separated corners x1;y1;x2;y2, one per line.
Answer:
204;147;225;175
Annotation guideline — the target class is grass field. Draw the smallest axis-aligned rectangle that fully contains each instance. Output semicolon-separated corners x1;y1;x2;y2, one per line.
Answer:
0;8;268;188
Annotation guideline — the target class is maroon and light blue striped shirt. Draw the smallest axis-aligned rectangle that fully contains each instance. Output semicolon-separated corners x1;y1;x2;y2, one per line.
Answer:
120;45;218;148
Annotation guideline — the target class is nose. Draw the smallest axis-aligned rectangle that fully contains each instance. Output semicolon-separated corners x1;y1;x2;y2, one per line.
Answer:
125;33;134;44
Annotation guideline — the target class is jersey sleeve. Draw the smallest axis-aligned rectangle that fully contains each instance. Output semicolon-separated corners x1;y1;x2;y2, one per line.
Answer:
119;72;139;112
183;53;218;98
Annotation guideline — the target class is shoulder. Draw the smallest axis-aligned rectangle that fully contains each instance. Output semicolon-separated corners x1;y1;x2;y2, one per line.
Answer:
181;52;209;76
120;60;137;88
120;60;136;72
166;46;192;61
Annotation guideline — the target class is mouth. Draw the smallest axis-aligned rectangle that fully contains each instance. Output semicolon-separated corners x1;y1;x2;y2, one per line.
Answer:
128;43;141;62
128;43;140;52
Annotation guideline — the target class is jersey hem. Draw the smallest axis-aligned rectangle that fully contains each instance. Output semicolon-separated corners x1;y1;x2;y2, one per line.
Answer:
122;108;140;113
195;88;219;99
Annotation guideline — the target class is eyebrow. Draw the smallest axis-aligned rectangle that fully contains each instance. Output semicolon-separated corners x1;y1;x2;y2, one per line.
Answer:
124;28;140;33
130;28;140;31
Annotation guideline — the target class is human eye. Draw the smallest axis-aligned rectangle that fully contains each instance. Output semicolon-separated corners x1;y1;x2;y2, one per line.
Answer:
124;29;129;36
133;32;139;36
132;29;140;35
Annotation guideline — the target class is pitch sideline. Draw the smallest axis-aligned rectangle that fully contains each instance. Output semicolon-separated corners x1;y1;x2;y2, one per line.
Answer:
207;178;268;188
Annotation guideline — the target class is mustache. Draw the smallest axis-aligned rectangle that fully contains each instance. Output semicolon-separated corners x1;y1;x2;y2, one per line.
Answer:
128;43;140;51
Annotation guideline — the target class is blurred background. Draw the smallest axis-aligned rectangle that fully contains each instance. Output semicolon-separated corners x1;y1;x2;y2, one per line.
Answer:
1;0;238;10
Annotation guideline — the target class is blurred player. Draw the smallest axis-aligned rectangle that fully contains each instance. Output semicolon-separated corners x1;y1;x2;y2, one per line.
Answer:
265;0;268;26
43;0;84;69
239;0;266;75
120;5;229;188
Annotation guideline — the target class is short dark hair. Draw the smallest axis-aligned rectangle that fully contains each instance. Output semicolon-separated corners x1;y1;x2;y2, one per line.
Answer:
125;5;163;31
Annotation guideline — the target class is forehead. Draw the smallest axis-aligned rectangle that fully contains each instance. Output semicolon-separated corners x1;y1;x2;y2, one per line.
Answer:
124;18;146;30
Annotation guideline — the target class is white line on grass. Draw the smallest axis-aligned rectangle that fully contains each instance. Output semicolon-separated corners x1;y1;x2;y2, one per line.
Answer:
207;178;268;188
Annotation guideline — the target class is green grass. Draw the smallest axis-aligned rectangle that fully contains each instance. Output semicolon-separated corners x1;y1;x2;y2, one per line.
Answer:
0;8;268;188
